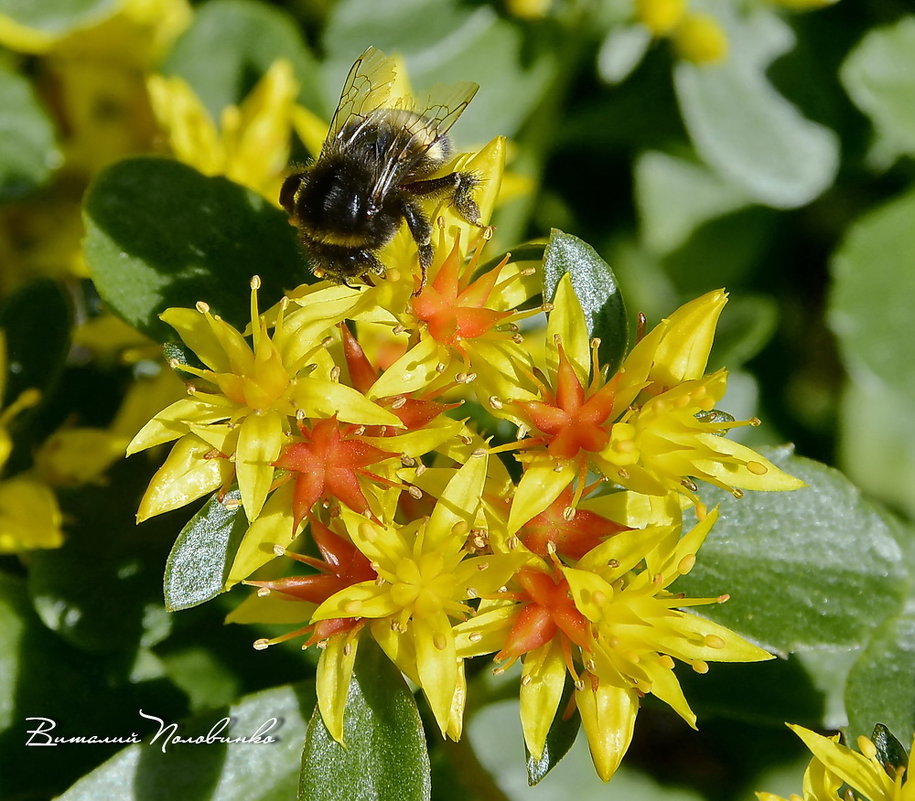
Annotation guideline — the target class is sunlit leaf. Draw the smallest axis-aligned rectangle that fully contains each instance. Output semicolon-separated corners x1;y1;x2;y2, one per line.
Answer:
163;490;247;612
298;640;430;801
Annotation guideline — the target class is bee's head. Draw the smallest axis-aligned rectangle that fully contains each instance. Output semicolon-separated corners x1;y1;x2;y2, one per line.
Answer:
280;171;308;217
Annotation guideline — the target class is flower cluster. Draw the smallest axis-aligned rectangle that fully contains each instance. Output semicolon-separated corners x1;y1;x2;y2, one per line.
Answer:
128;110;803;778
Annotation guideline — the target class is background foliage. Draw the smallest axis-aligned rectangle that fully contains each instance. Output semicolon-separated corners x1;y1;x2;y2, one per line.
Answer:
1;0;914;799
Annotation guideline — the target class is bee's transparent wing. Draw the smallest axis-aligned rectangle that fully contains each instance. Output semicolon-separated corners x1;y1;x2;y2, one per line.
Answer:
370;80;479;199
324;46;399;153
402;80;479;143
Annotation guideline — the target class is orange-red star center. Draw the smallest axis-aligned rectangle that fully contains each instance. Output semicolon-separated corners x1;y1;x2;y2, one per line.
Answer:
497;567;590;661
274;417;396;529
516;347;618;460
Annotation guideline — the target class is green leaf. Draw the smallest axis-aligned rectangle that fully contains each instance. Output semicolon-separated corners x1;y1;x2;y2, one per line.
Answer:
872;723;910;772
829;187;915;400
845;595;915;742
674;6;838;209
526;677;580;785
164;490;247;612
0;64;59;200
542;229;628;373
162;0;324;119
673;448;907;653
83;157;302;343
635;151;751;256
0;0;116;43
840;17;915;166
298;640;431;801
839;381;915;522
323;0;556;143
0;279;71;407
57;682;314;801
0;572;186;799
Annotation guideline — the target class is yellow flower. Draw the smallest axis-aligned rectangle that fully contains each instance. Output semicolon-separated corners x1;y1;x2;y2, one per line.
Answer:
457;509;772;781
496;279;802;530
673;13;729;64
148;59;301;201
128;277;400;522
757;724;915;801
310;456;525;738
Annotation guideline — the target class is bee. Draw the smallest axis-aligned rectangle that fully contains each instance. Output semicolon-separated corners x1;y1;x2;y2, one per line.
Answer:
280;47;482;287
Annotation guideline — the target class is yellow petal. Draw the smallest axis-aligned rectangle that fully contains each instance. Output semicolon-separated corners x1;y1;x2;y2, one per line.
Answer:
225;590;313;624
425;453;487;550
317;632;360;745
226;482;296;586
413;613;459;737
293;379;402;427
641;658;696;727
693;435;806;492
576;681;639;782
507;458;575;536
520;640;567;760
136;434;232;522
788;725;892;801
358;416;463;458
667;611;774;663
453;604;516;658
367;337;446;399
235;410;285;521
312;581;399;622
148;73;224;176
546;273;590;386
0;475;63;552
648;289;727;387
446;662;467;741
127;397;228;455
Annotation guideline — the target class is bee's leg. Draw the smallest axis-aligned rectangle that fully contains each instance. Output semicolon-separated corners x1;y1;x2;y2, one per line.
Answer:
402;200;433;293
402;172;482;226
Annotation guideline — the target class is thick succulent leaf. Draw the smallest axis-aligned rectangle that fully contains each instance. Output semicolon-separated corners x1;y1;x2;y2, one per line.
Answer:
673;448;907;653
0;65;60;198
845;592;915;743
57;682;314;801
542;229;628;373
83;157;301;343
840;17;915;165
298;640;431;801
163;490;248;611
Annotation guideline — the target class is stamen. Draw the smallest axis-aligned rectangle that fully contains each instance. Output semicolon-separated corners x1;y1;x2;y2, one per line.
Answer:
195;301;210;314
